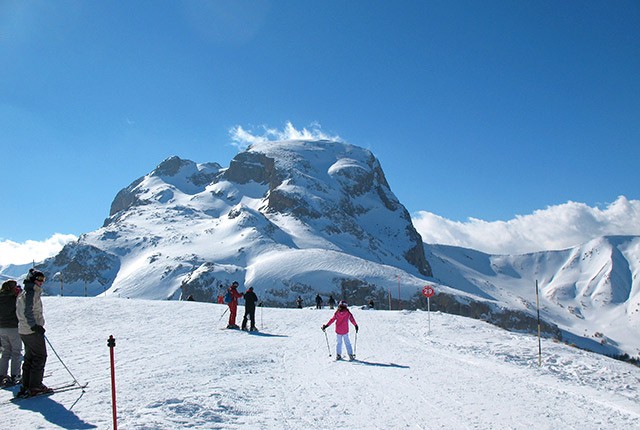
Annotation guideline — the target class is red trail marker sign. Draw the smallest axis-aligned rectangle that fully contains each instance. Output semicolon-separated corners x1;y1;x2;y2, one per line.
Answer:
422;285;435;298
422;285;436;333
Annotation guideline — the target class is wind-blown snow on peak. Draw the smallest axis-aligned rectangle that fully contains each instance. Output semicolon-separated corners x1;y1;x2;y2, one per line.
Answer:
223;140;431;276
34;139;431;308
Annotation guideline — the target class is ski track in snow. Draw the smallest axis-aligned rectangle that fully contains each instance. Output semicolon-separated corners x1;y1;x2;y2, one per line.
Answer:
1;297;638;429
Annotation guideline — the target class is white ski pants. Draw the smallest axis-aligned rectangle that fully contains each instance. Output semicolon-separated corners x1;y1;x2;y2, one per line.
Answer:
335;333;353;356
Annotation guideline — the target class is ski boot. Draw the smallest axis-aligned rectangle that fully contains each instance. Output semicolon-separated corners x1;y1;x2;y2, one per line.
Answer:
28;384;54;397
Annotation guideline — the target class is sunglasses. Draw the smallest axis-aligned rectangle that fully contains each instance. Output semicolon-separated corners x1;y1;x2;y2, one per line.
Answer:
35;276;46;282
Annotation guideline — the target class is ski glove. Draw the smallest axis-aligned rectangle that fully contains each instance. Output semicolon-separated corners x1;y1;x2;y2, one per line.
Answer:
31;325;45;335
355;325;359;333
321;324;327;331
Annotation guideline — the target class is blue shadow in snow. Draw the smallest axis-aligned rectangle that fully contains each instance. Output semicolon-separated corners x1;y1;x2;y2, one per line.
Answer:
11;392;96;429
247;331;289;338
352;360;410;368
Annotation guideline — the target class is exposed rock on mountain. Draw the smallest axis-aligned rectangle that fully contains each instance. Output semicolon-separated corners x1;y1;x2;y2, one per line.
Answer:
34;139;432;305
9;139;638;359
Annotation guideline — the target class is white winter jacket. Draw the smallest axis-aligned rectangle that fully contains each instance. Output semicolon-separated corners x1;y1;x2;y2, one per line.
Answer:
16;280;45;335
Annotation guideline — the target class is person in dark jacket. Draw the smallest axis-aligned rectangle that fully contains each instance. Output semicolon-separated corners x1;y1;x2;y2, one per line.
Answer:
0;279;22;387
315;294;323;309
328;295;336;309
241;287;259;332
16;269;52;397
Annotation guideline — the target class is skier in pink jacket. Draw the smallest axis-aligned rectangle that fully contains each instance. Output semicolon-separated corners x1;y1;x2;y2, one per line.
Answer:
321;300;359;360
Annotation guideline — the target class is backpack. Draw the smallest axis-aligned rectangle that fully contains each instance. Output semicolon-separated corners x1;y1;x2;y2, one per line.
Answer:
224;290;233;304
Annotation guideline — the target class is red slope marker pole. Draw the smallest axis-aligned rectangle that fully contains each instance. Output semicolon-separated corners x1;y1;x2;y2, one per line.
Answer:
108;335;118;430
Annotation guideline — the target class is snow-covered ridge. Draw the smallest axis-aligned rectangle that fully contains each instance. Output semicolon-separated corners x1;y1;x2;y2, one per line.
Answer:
2;140;638;359
427;235;640;358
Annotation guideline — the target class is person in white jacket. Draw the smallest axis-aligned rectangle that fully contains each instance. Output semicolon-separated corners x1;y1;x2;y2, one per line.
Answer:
15;269;52;397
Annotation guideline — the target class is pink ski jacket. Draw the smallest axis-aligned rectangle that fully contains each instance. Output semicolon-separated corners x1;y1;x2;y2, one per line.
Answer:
325;309;357;335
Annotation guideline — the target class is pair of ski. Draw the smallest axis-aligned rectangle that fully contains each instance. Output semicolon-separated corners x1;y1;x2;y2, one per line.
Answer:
333;355;357;362
11;382;88;401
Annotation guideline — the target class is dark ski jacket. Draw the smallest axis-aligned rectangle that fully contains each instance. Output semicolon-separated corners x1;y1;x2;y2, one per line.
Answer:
0;290;19;328
244;290;258;309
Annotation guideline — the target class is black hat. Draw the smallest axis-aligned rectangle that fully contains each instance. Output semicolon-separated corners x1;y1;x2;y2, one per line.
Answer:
27;269;45;282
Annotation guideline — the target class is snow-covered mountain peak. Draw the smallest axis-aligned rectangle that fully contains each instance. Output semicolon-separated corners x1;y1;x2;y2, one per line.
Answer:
33;139;432;307
6;140;639;359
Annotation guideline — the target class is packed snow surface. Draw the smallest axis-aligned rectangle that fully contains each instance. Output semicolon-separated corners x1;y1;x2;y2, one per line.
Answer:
1;297;638;429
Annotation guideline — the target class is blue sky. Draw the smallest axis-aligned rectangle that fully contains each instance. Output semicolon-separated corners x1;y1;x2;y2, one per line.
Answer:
1;1;639;249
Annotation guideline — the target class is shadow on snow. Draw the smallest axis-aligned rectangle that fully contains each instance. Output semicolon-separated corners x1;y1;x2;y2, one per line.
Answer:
352;360;410;368
11;391;96;429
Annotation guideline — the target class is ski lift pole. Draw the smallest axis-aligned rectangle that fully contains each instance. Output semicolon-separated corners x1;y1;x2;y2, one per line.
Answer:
535;280;542;367
108;335;118;430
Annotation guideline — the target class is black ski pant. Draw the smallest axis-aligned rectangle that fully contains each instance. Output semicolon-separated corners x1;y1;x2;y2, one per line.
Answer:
242;306;256;329
20;332;47;389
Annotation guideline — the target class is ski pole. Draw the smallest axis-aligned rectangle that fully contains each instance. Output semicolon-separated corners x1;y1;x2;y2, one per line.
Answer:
217;307;229;323
323;329;332;356
45;335;83;387
354;331;358;356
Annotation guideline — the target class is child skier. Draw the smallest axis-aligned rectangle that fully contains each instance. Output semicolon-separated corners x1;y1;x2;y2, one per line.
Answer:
321;300;359;360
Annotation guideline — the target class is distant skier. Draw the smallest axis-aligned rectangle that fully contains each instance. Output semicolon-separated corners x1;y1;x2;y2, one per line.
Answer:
296;296;303;309
0;280;22;387
321;300;359;361
242;287;259;332
328;295;336;309
226;282;243;329
315;294;323;309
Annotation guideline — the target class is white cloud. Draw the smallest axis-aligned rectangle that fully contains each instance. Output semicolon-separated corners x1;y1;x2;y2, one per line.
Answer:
229;121;341;151
0;233;77;266
413;196;640;255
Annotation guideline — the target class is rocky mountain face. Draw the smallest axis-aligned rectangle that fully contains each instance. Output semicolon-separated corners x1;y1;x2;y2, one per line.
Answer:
33;140;432;304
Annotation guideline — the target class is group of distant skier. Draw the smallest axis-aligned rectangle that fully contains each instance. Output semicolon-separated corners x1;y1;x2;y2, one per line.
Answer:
215;282;360;361
223;281;259;331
